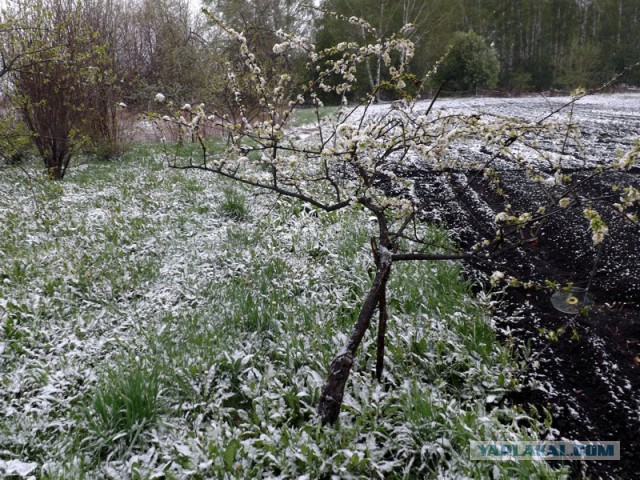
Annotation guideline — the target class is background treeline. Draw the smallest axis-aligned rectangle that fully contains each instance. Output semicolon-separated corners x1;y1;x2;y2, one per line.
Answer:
315;0;640;95
3;0;638;105
2;0;639;109
458;0;640;91
1;0;639;176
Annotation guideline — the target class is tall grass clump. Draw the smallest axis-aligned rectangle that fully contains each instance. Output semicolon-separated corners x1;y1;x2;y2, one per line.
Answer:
85;360;160;458
218;186;248;220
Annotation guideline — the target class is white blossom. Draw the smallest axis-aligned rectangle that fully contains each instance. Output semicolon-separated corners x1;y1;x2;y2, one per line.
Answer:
517;212;532;223
616;146;638;170
541;175;557;186
494;212;510;223
490;271;505;285
619;186;640;208
273;42;289;54
155;93;165;103
592;226;609;245
583;208;609;245
558;197;571;208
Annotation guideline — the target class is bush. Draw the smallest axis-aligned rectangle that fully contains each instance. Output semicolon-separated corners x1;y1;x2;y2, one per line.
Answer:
2;0;123;179
0;108;32;165
432;31;500;93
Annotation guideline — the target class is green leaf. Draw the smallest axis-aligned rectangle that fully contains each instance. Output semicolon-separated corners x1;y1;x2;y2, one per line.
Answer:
223;439;241;470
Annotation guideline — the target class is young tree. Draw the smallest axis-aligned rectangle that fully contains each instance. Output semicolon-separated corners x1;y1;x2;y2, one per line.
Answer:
121;0;215;106
158;9;639;426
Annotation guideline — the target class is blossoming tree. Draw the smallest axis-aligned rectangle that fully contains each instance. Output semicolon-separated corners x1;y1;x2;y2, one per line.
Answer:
157;9;639;425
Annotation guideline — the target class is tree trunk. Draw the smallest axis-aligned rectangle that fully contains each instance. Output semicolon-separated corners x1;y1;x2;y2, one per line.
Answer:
375;281;388;381
317;245;392;425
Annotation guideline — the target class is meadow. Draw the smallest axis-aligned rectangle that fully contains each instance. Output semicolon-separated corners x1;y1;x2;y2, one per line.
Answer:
0;143;566;478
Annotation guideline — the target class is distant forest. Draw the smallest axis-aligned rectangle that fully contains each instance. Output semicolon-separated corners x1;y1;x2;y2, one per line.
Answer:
2;0;639;124
314;0;640;94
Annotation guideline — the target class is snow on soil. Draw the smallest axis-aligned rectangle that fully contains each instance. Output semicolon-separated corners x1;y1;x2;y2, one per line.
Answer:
399;93;640;480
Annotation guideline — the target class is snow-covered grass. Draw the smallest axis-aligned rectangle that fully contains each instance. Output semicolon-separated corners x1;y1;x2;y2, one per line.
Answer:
0;149;567;479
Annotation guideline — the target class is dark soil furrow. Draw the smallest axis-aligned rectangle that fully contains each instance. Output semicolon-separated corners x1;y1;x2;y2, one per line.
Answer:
412;165;640;478
402;95;640;479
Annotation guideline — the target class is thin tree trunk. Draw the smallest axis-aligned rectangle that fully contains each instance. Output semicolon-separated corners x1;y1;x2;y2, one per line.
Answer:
375;281;388;381
317;246;392;425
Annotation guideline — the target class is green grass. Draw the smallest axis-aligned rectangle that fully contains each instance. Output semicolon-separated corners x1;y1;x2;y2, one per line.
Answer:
85;360;160;459
0;147;568;479
218;187;249;220
289;105;342;126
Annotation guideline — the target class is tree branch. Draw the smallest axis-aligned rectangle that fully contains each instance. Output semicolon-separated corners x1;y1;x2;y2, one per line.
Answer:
170;162;351;213
392;252;473;262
